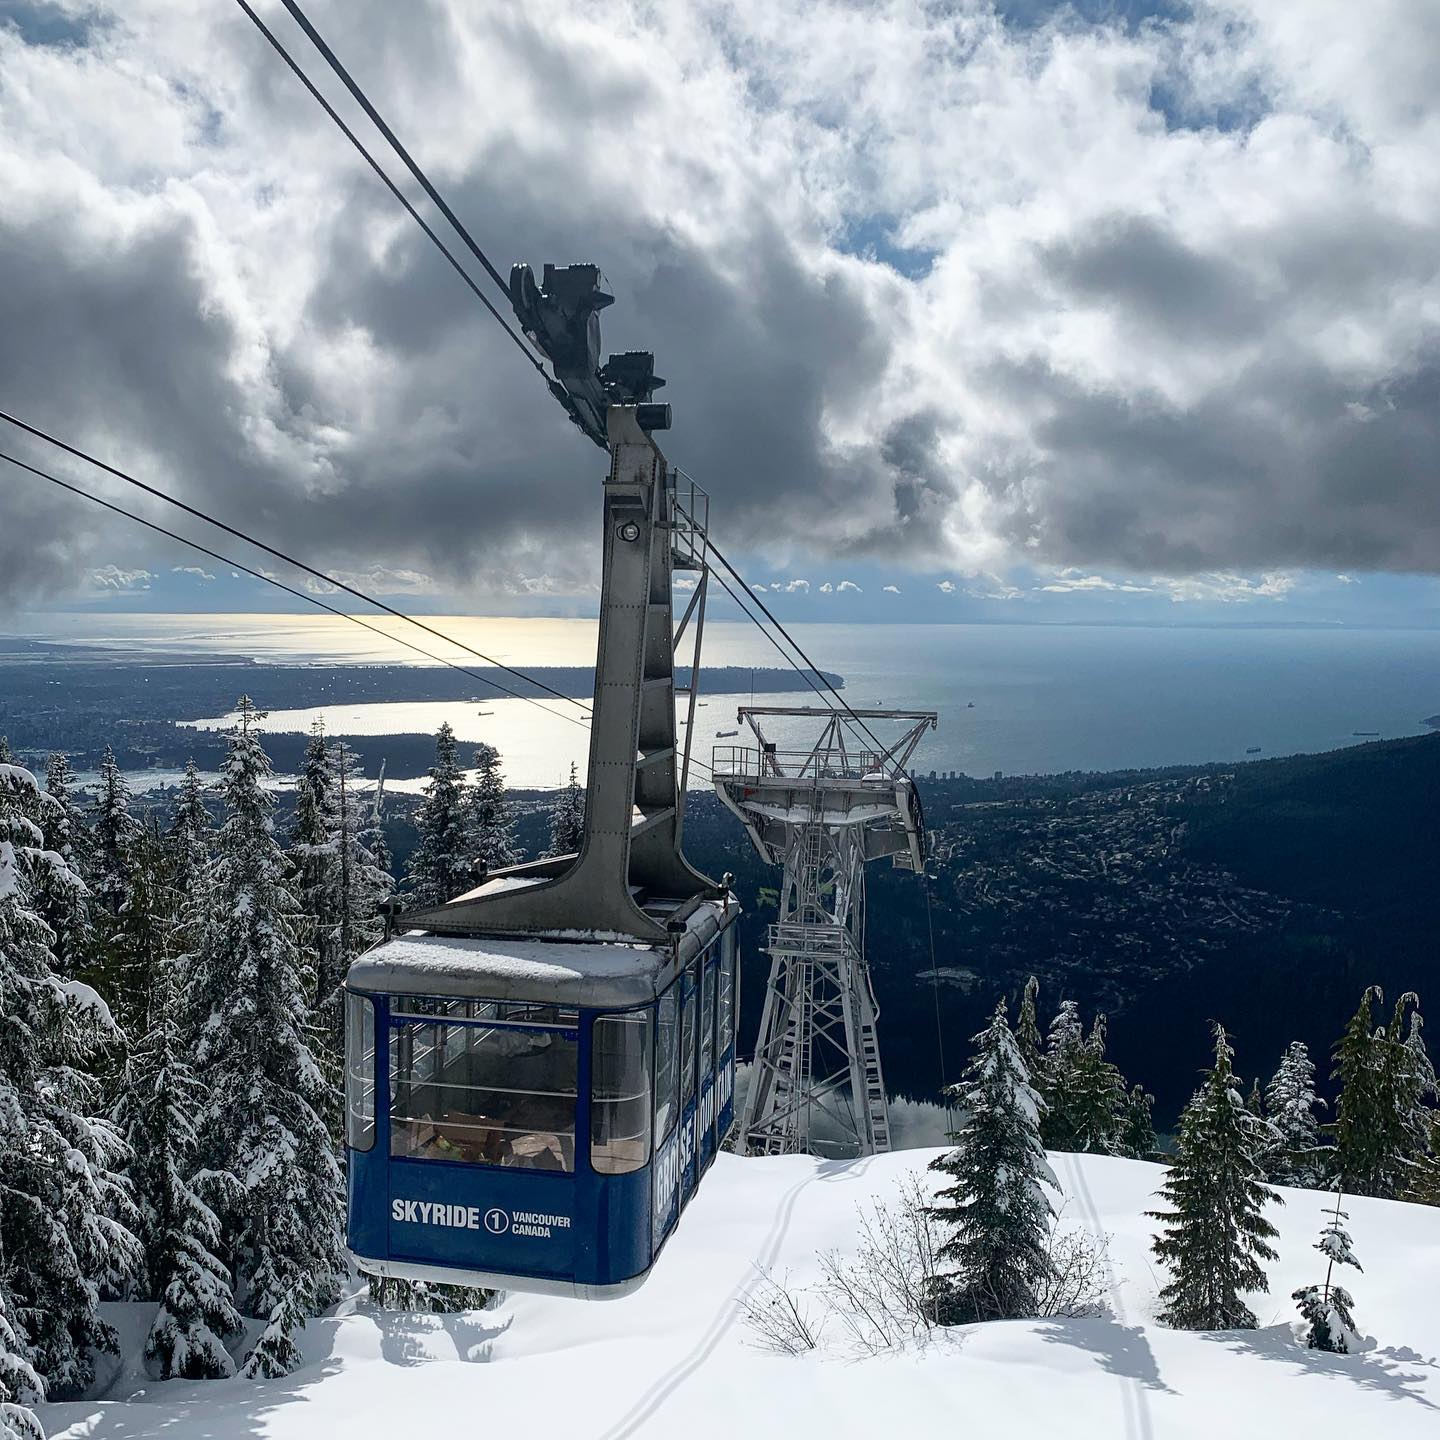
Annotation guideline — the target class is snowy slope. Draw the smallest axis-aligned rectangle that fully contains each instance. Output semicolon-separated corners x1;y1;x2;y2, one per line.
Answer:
40;1150;1440;1439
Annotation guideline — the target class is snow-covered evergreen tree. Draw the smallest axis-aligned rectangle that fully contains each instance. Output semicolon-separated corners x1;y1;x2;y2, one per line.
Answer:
1263;1041;1326;1187
927;999;1058;1323
543;761;585;858
0;758;140;1398
0;1291;43;1440
362;760;394;882
1038;999;1085;1150
1067;1012;1127;1154
1406;1116;1440;1207
189;698;345;1377
1149;1024;1280;1330
406;722;470;905
112;848;242;1379
315;743;393;1067
466;742;518;875
1120;1083;1157;1160
1391;997;1436;1168
168;761;213;893
1333;987;1434;1198
91;744;139;916
287;721;339;1007
1293;1194;1364;1354
1015;975;1043;1081
1333;986;1387;1196
40;751;94;976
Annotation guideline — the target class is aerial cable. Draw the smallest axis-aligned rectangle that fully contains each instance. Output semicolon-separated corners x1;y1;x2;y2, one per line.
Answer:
705;563;850;719
232;0;544;379
273;0;514;303
0;408;590;716
0;447;591;732
707;538;896;760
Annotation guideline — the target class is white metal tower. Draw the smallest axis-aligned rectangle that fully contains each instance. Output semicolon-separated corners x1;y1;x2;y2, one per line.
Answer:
712;708;936;1158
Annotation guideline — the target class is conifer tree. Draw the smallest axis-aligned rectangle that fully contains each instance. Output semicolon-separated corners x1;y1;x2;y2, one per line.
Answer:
189;698;344;1377
288;722;339;1007
1333;987;1434;1197
1068;1012;1127;1154
0;759;140;1398
467;742;518;875
1405;1116;1440;1207
1391;998;1436;1167
112;847;242;1379
40;751;94;976
927;999;1058;1323
168;761;213;898
316;743;392;1066
1120;1083;1158;1160
91;744;139;916
1263;1041;1326;1187
406;722;470;905
1038;999;1085;1150
544;761;585;858
1333;987;1387;1196
362;760;394;882
1293;1193;1364;1354
0;1291;43;1440
1015;975;1043;1082
1149;1024;1280;1330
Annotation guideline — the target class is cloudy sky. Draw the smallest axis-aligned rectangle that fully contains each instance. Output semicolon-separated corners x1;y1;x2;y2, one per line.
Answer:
1;0;1437;626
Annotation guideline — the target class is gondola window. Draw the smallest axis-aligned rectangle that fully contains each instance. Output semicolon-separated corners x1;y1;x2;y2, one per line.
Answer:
345;991;376;1152
591;1009;653;1175
655;987;680;1141
681;965;698;1103
388;1012;579;1171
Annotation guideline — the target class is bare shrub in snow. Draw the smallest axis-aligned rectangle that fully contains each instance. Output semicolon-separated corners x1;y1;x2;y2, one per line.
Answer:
737;1268;824;1355
1033;1222;1111;1319
814;1173;945;1353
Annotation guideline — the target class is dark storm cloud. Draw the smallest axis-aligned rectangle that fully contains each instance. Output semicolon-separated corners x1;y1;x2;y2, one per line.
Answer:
2;0;1440;609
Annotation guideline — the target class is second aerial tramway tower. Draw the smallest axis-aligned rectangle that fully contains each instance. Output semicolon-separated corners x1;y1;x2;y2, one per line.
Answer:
713;708;936;1158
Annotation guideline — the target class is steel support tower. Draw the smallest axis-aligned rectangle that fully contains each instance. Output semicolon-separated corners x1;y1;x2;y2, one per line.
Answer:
713;708;936;1158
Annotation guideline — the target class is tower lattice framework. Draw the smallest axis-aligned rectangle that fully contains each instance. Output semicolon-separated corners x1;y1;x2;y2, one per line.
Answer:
713;708;936;1158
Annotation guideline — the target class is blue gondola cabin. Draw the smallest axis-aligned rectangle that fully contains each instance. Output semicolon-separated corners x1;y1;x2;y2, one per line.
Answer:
344;896;739;1299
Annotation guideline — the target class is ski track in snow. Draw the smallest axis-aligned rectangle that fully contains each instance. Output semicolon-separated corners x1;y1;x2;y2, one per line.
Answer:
1063;1150;1154;1440
599;1156;873;1439
38;1150;1440;1440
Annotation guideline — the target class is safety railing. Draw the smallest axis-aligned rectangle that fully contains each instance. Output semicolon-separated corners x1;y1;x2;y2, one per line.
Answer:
670;468;710;571
711;746;895;782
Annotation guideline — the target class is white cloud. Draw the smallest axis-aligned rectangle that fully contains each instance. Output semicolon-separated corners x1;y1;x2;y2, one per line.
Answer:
673;575;699;591
327;566;438;596
776;578;810;593
751;583;769;595
1039;570;1154;595
88;565;153;591
819;582;835;593
170;565;215;581
2;2;1438;612
836;580;862;593
937;580;957;594
882;584;900;593
1336;573;1358;584
1156;572;1297;604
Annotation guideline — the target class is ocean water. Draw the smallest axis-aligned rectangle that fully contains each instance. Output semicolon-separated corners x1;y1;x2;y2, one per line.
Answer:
30;613;1440;787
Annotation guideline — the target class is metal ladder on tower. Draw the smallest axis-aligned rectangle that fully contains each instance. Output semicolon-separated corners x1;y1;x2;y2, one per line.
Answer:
855;967;891;1153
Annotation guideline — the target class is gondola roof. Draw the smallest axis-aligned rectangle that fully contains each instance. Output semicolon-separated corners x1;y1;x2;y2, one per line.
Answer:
348;895;737;1008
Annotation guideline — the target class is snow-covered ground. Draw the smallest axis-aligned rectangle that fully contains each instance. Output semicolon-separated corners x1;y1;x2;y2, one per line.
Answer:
40;1150;1440;1439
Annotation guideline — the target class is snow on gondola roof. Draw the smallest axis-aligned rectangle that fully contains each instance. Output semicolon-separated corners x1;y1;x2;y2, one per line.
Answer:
347;896;735;1008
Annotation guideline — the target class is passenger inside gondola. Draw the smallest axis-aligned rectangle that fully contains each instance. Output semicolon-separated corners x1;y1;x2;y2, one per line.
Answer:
389;1003;580;1171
